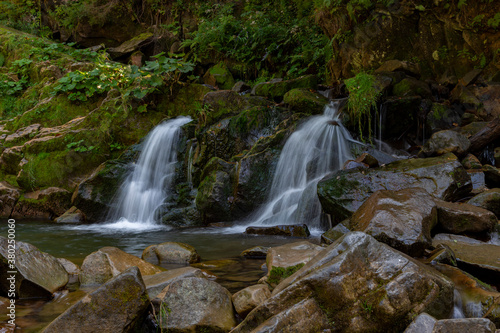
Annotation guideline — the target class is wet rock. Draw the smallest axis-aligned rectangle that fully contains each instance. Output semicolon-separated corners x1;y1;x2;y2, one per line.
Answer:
0;182;20;218
320;222;350;245
355;153;379;168
421;130;470;157
468;189;500;218
4;124;40;146
202;90;248;124
240;246;270;259
483;165;500;188
160;206;201;228
232;284;271;318
462;154;482;169
351;188;437;257
266;241;323;273
233;232;454;333
55;206;86;223
152;277;236;332
433;233;484;244
404;313;436;333
426;103;462;134
232;81;251;93
72;160;131;222
79;246;163;287
433;318;496;333
458;121;489;138
143;267;205;299
57;258;80;276
0;237;68;298
245;225;310;238
107;32;153;58
11;187;72;220
203;62;235;90
469;83;500;120
142;242;201;266
434;199;497;234
0;146;23;174
318;153;472;225
393;77;432;98
343;160;369;170
374;60;421;77
41;267;149;333
282;88;329;115
432;238;500;276
252;75;318;101
425;244;457;266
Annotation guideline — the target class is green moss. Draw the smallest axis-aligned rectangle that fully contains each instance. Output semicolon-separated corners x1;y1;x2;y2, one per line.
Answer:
431;103;448;121
268;263;305;285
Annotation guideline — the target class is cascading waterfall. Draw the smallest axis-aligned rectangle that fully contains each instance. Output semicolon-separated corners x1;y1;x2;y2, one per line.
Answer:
108;116;192;226
251;101;354;230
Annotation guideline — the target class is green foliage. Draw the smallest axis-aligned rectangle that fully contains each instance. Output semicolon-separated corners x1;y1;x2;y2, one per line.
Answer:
345;72;380;141
52;52;194;102
487;13;500;29
181;2;331;79
268;263;305;285
66;139;96;153
0;0;46;35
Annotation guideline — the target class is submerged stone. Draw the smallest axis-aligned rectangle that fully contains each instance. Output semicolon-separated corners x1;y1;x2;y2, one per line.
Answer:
141;242;201;266
245;224;310;238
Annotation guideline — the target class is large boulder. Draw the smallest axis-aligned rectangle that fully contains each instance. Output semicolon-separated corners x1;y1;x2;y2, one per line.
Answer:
0;237;68;298
141;242;201;266
282;88;329;114
392;77;432;98
232;232;454;333
434;199;497;234
421;130;470;157
468;188;500;218
266;241;324;274
350;188;438;257
143;267;205;300
79;246;163;287
152;277;236;332
10;187;72;220
72;160;131;222
0;182;20;218
203;62;235;90
41;267;149;333
232;284;271;318
318;153;471;225
55;206;86;223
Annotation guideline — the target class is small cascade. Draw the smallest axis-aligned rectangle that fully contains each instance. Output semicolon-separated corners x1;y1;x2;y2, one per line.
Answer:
452;289;465;319
108;116;192;226
250;101;354;230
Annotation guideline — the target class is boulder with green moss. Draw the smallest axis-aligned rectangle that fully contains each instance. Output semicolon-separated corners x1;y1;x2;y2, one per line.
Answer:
283;88;329;114
318;153;472;225
202;90;249;124
468;189;500;218
252;75;318;101
0;181;20;217
10;187;71;220
392;77;432;98
203;62;235;90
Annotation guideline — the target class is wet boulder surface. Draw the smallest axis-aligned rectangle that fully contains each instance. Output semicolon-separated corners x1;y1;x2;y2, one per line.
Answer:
232;232;454;333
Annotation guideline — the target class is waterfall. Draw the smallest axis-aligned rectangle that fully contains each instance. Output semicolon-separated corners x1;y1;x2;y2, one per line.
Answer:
108;116;192;226
250;101;354;230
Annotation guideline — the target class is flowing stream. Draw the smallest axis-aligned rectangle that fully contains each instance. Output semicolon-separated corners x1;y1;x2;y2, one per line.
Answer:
250;101;354;230
107;116;192;227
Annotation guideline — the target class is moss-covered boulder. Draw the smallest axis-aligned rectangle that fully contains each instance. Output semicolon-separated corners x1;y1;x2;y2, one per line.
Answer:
426;103;462;134
392;77;432;98
283;88;329;114
318;153;472;225
421;130;471;157
233;232;454;333
202;90;249;124
467;188;500;218
0;237;68;298
203;62;235;90
10;187;71;220
72;160;132;222
195;158;236;223
252;75;318;101
41;267;149;333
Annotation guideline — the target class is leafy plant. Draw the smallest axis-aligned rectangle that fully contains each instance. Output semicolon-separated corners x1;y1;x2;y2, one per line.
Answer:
66;139;96;153
268;263;305;285
344;72;381;142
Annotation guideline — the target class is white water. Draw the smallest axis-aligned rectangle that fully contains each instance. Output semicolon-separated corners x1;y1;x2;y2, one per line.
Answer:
107;116;192;228
250;101;354;230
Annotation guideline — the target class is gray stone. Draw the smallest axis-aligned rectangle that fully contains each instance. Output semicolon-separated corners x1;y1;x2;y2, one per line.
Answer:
42;267;149;333
141;242;200;266
0;237;68;298
143;266;205;300
421;130;471;157
152;277;236;332
321;222;350;245
404;313;437;333
432;318;496;333
468;188;500;218
0;182;20;218
57;258;80;275
232;284;271;317
55;206;86;223
266;241;324;273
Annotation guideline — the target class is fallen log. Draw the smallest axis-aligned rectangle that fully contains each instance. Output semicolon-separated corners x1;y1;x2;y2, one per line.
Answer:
468;117;500;153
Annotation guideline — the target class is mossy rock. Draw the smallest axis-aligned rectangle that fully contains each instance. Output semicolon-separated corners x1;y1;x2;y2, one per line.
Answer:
158;83;213;119
392;77;432;98
202;90;249;125
252;75;318;101
203;62;235;90
283;88;329;114
195;167;235;224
